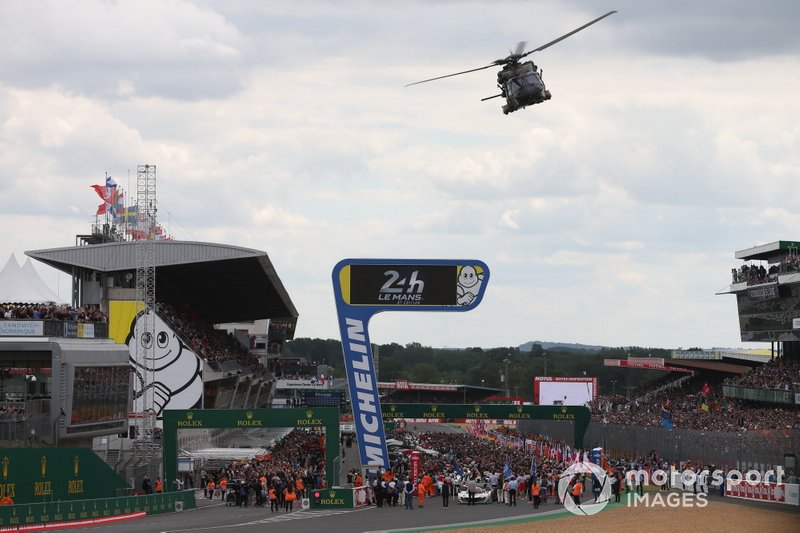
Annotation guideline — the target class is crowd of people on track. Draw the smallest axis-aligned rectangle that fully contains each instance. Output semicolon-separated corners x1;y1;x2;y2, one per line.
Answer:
199;428;327;511
342;425;736;511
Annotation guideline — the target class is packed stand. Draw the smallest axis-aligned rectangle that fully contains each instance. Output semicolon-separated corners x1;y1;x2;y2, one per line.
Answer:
157;302;266;373
590;378;799;431
0;303;106;322
731;256;800;285
724;358;800;392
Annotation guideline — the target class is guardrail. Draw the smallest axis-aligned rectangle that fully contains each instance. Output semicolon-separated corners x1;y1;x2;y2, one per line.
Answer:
0;489;196;528
722;384;796;405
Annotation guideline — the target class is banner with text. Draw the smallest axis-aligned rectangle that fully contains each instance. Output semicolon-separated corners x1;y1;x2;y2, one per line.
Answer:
332;259;489;468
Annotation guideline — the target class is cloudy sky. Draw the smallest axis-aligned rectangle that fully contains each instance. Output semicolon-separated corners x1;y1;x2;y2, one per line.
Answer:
1;0;798;350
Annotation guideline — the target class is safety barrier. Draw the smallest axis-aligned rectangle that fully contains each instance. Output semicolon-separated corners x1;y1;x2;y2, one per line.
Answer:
0;490;196;529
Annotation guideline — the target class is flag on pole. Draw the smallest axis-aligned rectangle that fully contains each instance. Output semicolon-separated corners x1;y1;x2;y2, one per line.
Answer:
451;458;464;477
503;458;512;479
122;206;139;224
91;178;122;218
530;458;537;480
109;189;123;219
91;185;107;201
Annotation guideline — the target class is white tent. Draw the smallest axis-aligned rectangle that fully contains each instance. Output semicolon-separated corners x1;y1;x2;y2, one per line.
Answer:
0;254;63;304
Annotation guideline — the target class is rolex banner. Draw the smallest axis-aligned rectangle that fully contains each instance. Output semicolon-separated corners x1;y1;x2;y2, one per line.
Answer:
0;448;128;504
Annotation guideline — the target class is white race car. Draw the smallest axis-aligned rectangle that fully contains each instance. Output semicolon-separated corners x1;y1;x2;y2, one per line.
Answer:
456;482;493;504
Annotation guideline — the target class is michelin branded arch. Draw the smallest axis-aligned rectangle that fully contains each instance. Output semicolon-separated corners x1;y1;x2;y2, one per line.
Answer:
332;259;489;469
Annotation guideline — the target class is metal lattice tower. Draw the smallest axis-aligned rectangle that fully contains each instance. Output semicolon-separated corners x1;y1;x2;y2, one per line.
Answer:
134;164;157;459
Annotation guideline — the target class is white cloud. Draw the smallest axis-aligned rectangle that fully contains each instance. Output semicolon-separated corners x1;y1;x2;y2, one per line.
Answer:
1;1;798;350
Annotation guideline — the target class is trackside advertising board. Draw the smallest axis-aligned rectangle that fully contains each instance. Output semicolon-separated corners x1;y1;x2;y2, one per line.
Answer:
332;259;489;468
726;480;800;506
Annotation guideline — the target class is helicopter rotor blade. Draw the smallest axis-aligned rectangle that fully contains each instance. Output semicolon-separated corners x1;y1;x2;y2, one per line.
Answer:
521;10;616;57
405;63;498;87
513;41;527;56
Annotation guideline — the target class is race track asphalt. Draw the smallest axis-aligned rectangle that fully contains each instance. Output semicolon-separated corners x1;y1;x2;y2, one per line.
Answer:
84;490;567;533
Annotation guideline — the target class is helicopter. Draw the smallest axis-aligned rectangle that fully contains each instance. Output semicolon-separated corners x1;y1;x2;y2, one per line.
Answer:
406;10;617;115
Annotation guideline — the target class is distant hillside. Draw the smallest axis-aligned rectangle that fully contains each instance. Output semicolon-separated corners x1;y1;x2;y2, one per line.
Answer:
518;341;606;353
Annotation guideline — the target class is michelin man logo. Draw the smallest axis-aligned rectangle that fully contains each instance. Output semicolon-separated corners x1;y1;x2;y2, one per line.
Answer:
456;265;484;306
557;461;611;516
127;309;203;418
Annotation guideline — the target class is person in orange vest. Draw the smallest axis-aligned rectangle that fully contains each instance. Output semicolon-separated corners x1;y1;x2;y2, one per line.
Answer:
422;473;434;497
219;478;228;501
207;479;216;500
355;473;364;487
532;480;541;509
155;477;163;493
295;477;305;499
417;479;426;508
268;485;279;512
283;484;297;512
571;477;583;506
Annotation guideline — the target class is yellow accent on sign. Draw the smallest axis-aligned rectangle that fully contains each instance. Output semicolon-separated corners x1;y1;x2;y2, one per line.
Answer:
339;266;351;304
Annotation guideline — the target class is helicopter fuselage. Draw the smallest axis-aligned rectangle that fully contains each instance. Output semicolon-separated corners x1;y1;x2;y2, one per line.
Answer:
496;61;551;114
405;11;615;115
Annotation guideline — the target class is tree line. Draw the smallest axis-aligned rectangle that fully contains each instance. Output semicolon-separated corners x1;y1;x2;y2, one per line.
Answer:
283;338;672;402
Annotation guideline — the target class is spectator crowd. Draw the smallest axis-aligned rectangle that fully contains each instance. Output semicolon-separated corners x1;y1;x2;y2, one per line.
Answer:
200;428;327;509
157;303;266;373
725;358;800;392
731;255;800;285
591;373;799;432
1;303;106;322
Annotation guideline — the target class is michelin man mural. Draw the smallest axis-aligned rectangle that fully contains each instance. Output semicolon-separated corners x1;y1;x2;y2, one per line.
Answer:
457;265;485;306
126;309;203;418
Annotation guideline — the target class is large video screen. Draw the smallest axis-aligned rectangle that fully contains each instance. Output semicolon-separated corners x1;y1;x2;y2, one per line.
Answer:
737;284;800;341
71;365;129;425
533;377;597;406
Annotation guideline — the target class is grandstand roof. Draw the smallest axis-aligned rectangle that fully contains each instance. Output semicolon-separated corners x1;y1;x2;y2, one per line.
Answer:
663;358;750;375
735;240;800;261
25;240;297;325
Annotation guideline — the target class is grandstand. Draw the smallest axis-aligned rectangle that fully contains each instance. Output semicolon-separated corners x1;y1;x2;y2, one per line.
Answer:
378;380;502;404
548;241;800;467
0;237;298;456
719;240;800;406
